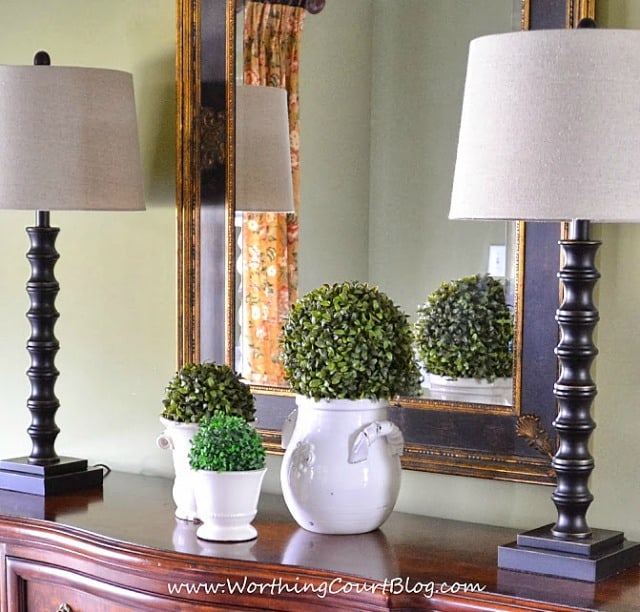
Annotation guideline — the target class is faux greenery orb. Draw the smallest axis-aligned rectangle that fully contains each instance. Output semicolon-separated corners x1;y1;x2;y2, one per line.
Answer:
188;414;266;472
414;273;513;382
280;281;421;401
161;362;255;424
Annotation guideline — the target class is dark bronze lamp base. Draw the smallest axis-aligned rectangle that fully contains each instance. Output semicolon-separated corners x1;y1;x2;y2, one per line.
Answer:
499;225;640;583
0;213;103;497
0;456;103;496
498;524;640;582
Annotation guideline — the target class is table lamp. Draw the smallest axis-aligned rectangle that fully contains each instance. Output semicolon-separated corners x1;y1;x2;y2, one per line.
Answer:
235;85;294;213
0;52;145;495
450;26;640;581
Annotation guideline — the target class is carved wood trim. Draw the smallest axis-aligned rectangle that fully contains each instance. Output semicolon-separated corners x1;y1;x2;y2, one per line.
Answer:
201;108;226;170
516;414;554;459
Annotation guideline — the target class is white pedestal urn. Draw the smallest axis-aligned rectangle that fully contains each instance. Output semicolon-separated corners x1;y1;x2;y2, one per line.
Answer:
193;468;267;542
156;418;199;521
280;396;404;535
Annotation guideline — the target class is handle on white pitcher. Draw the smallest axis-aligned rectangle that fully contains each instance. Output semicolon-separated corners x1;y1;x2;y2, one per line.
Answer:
156;432;174;451
349;420;404;464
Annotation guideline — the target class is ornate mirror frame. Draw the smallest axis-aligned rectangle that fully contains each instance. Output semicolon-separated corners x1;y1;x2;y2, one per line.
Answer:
177;0;596;484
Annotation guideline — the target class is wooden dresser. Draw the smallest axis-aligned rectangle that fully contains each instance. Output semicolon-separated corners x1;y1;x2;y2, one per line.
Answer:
0;471;637;611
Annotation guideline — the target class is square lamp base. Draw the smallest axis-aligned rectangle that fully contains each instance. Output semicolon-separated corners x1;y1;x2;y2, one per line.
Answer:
0;456;103;496
498;524;640;582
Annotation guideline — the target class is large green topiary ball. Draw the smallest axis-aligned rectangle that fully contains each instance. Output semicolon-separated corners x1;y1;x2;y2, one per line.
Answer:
280;281;421;400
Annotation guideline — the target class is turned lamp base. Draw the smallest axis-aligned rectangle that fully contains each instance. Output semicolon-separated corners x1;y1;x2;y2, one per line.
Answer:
499;525;640;582
0;457;103;496
0;211;104;497
498;224;640;582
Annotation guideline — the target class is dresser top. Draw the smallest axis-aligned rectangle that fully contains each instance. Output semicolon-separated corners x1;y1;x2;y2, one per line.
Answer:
0;471;637;611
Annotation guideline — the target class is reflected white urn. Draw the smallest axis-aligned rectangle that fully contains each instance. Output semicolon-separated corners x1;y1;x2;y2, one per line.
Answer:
282;527;400;578
156;417;199;521
427;373;513;405
280;396;403;535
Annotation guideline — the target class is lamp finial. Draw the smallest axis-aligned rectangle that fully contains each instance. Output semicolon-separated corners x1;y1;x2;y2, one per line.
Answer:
33;50;50;66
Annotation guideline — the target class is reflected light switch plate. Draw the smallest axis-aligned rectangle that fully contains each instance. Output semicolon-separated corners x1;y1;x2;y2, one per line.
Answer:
488;244;506;277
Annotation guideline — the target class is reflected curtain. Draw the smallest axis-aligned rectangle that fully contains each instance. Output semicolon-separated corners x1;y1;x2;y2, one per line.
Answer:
241;1;305;384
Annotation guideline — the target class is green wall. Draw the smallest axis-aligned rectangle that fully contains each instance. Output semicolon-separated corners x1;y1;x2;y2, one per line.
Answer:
297;0;373;292
368;0;511;313
0;0;637;544
299;0;511;316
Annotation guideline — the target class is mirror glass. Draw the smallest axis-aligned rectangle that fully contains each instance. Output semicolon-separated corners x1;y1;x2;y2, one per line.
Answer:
179;0;589;482
234;0;519;406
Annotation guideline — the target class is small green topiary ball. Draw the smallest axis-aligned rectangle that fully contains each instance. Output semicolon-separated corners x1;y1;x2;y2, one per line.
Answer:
188;414;265;472
161;362;255;424
280;281;421;401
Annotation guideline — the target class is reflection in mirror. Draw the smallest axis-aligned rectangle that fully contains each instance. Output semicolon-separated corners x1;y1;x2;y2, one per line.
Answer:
234;0;518;406
179;0;590;482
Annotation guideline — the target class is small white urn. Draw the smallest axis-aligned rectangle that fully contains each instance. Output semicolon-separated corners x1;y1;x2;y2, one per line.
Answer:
280;396;403;535
193;468;267;542
156;417;199;521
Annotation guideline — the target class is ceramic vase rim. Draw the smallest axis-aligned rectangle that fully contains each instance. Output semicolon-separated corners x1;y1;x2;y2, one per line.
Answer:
194;467;267;478
159;416;201;429
295;395;390;412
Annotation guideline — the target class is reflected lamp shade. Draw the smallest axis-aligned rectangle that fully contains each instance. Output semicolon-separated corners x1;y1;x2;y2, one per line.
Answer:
236;85;294;213
0;65;144;211
449;29;640;223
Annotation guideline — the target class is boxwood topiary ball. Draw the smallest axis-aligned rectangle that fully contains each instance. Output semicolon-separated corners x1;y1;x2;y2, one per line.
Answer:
414;273;513;381
280;281;421;400
162;362;255;424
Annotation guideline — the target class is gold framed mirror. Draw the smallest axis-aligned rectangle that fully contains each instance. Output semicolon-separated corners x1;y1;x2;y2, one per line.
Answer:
177;0;595;483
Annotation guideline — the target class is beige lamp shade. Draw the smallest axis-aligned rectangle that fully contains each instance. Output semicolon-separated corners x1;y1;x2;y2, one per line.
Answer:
236;85;294;213
450;29;640;223
0;65;144;211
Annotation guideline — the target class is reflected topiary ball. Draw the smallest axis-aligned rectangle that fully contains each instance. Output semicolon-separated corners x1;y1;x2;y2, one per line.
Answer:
415;273;513;381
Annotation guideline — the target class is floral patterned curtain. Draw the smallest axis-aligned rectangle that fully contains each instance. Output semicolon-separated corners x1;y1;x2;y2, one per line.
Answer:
241;1;305;385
